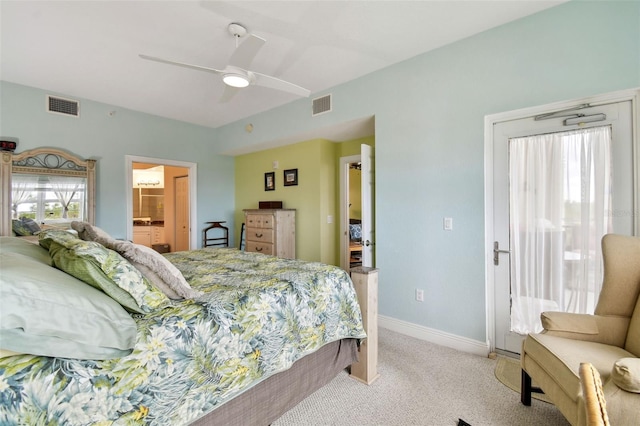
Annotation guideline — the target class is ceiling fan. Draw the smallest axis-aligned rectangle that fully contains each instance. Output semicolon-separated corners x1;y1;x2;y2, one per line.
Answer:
139;23;310;102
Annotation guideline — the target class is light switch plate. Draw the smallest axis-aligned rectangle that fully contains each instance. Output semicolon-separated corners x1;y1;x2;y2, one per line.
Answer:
444;217;453;231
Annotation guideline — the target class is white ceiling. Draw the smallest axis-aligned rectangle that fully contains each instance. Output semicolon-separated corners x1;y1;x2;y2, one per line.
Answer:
1;1;565;131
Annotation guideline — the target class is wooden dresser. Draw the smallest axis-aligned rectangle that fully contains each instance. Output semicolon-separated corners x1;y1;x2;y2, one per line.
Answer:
243;209;296;259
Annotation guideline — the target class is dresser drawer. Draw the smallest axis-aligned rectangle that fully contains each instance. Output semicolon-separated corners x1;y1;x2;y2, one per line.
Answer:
246;241;274;255
246;227;274;243
243;209;295;259
245;214;274;229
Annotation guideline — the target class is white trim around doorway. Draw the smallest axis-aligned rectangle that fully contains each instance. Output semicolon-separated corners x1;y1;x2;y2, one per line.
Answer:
340;154;361;271
483;87;640;352
125;155;198;250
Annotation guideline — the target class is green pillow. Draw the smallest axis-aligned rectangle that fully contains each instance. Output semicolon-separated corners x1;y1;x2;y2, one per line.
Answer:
20;217;41;234
0;236;52;265
0;252;137;359
49;241;145;313
41;230;169;313
39;229;79;250
11;219;33;236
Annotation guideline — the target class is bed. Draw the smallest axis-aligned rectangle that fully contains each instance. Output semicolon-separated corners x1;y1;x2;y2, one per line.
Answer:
0;226;366;425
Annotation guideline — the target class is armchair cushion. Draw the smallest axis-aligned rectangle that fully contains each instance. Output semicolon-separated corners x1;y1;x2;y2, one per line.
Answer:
611;358;640;393
523;334;634;403
542;312;598;334
541;312;631;347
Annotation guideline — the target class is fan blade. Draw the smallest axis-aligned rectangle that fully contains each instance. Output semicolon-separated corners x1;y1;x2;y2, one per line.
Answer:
220;85;240;103
139;54;224;75
253;72;311;98
228;34;266;69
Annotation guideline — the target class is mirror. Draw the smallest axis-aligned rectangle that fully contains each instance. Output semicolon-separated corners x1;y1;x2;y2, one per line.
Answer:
1;148;96;236
132;165;165;223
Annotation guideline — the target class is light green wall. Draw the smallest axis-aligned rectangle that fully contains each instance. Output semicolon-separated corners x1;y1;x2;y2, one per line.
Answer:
318;141;337;264
349;168;362;220
234;139;337;262
235;135;375;265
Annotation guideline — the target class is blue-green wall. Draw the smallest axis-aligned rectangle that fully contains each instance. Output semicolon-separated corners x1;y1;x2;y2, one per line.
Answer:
1;1;638;344
216;1;640;342
0;82;236;241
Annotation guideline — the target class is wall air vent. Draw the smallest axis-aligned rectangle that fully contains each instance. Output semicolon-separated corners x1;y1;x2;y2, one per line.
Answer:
47;95;80;117
312;94;332;116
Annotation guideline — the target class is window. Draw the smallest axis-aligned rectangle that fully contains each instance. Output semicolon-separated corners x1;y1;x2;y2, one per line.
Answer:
12;174;87;223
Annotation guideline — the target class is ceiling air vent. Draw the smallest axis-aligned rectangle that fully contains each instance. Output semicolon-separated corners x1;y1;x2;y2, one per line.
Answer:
312;94;332;116
47;95;79;117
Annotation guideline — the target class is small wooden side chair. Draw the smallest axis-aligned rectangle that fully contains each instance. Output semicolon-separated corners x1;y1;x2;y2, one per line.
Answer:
203;221;229;248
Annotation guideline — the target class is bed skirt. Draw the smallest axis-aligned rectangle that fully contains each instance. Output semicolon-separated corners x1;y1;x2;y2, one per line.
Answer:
190;338;359;426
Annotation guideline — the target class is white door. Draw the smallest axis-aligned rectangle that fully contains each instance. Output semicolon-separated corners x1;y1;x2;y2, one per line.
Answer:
493;100;634;354
174;175;190;251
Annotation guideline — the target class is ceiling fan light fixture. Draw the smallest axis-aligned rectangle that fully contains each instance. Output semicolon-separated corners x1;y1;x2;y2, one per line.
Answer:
223;73;250;88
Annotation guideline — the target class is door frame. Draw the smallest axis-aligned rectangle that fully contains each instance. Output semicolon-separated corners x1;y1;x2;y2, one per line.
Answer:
339;154;361;270
125;155;198;250
483;88;640;352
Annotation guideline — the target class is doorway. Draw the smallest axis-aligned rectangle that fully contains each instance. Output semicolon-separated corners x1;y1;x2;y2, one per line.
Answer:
340;144;374;271
125;155;198;251
485;89;639;354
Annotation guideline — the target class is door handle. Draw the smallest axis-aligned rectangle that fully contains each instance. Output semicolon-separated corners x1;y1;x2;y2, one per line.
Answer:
363;240;373;247
493;241;510;265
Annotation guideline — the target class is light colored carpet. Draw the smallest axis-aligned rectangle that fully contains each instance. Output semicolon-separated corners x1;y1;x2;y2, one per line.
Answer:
494;356;552;404
273;328;569;426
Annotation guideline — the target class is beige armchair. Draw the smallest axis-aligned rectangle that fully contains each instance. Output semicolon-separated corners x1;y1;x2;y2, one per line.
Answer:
520;234;640;426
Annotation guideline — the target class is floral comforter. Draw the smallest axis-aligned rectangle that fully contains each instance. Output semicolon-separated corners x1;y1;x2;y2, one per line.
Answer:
0;248;366;425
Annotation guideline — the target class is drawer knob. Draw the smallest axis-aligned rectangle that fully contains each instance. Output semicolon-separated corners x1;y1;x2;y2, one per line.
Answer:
256;247;263;252
255;233;263;238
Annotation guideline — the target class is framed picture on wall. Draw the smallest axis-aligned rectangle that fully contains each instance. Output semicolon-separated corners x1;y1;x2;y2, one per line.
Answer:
283;169;298;186
264;172;275;191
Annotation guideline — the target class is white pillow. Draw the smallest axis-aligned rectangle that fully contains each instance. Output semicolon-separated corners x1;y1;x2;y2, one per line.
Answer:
103;239;201;300
0;251;137;359
71;221;200;300
71;221;112;242
611;358;640;393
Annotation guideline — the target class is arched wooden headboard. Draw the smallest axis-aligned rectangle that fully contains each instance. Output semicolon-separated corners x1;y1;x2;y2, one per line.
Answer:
0;148;96;236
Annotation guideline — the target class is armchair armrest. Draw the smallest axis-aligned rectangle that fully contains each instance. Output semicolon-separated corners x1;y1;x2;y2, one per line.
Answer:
541;311;629;347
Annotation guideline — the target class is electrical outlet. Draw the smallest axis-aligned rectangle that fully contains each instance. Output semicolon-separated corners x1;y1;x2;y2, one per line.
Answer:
415;289;424;302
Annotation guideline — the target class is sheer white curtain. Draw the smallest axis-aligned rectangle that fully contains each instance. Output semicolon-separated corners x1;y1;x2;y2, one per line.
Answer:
11;175;37;219
51;180;82;219
509;126;612;334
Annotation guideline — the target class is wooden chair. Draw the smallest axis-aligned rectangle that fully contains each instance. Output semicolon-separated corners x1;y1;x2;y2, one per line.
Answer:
239;223;245;250
202;221;229;248
579;363;610;426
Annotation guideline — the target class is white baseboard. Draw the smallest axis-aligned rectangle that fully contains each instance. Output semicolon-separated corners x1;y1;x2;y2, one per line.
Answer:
378;315;490;357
